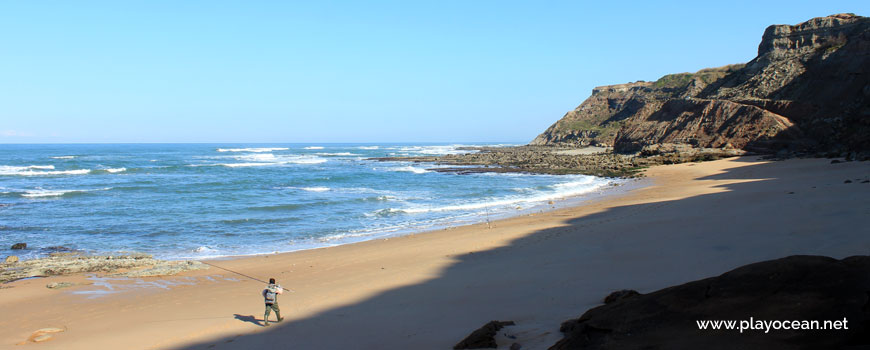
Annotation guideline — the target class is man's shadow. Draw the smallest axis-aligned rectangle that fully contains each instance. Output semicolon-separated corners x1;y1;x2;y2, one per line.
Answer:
234;314;264;326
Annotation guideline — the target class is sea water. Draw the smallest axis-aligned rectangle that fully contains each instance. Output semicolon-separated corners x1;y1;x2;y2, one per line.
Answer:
0;144;622;260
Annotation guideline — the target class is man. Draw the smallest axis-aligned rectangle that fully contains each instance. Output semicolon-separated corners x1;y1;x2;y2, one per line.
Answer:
262;278;284;326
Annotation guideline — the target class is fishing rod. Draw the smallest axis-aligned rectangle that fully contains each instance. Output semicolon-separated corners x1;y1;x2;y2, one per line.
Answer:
200;261;295;292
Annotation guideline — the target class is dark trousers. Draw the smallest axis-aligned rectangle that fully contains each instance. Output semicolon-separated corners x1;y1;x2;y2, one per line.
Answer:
265;302;281;321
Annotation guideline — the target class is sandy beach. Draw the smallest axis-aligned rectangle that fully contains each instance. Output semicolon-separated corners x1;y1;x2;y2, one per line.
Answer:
1;156;868;349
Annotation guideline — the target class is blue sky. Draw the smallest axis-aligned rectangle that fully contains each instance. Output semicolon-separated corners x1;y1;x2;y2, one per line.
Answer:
1;1;866;143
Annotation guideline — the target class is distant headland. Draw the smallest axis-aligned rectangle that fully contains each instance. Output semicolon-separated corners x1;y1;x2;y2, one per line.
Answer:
379;14;870;177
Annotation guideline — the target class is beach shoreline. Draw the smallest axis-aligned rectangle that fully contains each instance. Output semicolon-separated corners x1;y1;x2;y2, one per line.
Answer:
1;156;868;349
189;175;643;262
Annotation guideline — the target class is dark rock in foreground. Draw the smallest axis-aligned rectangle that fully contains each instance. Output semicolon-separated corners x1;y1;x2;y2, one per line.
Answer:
11;243;26;250
602;289;639;304
454;320;516;349
550;255;870;349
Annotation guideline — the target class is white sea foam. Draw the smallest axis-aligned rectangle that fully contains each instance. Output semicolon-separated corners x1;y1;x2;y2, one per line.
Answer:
23;189;81;198
233;153;278;162
22;187;110;198
387;166;430;174
382;176;610;214
291;157;327;164
316;152;359;156
394;145;473;156
193;246;216;253
358;146;379;150
213;154;327;167
1;165;55;171
104;168;126;173
315;228;398;243
0;165;90;176
303;146;324;150
298;187;330;192
51;156;77;159
217;147;289;153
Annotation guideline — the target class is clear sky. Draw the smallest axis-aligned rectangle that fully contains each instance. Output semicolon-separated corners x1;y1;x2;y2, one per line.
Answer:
1;1;866;143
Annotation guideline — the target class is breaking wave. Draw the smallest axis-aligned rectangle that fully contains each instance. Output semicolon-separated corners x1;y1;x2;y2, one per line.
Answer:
385;166;430;174
21;187;111;198
316;152;359;156
0;165;90;176
217;147;289;153
376;176;611;214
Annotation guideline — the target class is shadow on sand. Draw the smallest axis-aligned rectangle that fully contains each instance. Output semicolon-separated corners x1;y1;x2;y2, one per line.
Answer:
188;158;869;349
233;314;264;327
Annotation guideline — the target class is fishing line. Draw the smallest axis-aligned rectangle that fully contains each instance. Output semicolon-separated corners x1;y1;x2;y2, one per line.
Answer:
200;261;294;292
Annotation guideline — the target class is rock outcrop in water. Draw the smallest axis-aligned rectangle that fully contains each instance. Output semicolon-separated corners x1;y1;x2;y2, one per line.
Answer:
0;252;209;283
532;14;870;158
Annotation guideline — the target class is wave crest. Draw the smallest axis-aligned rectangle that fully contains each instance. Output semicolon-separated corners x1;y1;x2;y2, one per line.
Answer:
217;147;289;153
0;165;90;176
21;187;111;198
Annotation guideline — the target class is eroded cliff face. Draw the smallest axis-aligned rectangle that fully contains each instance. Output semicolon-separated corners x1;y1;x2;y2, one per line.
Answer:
533;14;870;155
530;82;658;147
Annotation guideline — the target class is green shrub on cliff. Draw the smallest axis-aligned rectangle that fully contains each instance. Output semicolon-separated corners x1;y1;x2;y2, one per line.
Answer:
653;73;695;89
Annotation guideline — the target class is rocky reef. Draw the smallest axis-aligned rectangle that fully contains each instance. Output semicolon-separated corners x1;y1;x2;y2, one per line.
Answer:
371;145;740;177
533;14;869;158
0;252;209;283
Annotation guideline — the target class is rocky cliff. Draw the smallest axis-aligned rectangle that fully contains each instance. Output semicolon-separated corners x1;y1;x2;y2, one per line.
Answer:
532;14;870;156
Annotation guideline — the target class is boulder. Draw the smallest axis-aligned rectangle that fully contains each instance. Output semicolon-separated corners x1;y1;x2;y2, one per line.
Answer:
454;320;516;349
46;282;75;289
11;243;26;250
4;256;18;264
550;255;870;349
602;289;639;304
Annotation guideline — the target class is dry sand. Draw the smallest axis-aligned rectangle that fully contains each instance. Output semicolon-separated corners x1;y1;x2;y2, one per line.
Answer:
1;156;868;349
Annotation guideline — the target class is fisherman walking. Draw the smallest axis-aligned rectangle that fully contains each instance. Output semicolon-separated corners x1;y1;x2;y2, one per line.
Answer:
262;278;284;326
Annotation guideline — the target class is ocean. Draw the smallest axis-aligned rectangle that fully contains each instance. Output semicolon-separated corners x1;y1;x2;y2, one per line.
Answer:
0;144;623;261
